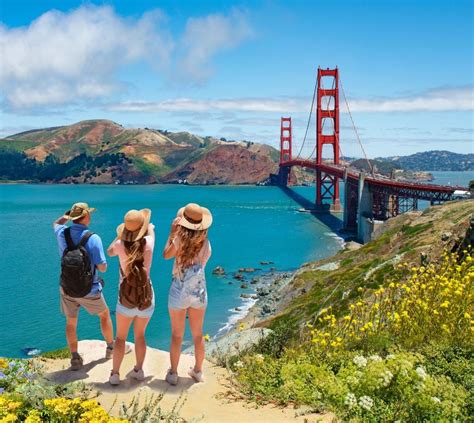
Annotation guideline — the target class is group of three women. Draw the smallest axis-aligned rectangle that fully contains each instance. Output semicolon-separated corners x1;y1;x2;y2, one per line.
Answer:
106;203;212;386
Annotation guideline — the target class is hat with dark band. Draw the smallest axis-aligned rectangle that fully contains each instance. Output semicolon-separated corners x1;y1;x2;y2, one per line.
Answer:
176;203;212;231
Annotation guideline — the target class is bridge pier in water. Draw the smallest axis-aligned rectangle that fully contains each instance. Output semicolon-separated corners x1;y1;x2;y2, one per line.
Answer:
343;169;358;231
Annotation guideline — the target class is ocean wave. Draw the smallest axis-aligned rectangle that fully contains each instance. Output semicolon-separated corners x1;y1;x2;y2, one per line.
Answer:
214;296;258;340
324;231;346;247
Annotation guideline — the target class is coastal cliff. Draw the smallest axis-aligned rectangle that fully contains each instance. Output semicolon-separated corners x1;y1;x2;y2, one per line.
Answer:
225;200;474;421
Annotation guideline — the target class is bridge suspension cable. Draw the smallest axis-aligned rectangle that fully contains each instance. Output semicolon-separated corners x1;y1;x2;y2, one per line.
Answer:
340;77;374;175
293;77;317;160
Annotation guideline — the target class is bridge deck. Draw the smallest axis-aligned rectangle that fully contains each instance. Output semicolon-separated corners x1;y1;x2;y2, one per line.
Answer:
281;160;466;194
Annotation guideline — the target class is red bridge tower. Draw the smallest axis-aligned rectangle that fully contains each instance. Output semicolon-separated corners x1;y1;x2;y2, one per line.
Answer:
280;117;292;164
316;67;341;211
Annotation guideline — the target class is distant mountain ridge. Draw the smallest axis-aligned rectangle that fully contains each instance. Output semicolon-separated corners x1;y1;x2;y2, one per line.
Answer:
375;150;473;172
0;120;280;184
0;121;471;184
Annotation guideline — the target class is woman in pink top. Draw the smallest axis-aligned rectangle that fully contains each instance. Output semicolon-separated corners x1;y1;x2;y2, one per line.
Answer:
106;209;155;386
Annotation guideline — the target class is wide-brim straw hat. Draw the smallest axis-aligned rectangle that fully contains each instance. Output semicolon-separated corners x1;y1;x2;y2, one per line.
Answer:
177;203;212;231
63;202;96;221
116;208;151;242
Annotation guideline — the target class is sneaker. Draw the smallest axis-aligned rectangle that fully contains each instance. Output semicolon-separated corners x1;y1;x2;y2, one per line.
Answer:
188;367;204;383
109;372;120;386
130;367;145;381
70;355;83;371
165;369;178;386
105;345;114;360
105;342;132;359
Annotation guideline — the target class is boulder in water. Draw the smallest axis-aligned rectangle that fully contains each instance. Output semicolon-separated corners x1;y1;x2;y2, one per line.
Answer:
212;266;226;275
239;267;257;273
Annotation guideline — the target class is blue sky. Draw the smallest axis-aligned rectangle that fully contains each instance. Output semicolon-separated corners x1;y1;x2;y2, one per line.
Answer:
0;0;472;157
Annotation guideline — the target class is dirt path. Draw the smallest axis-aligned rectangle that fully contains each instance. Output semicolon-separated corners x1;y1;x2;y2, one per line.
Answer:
44;340;332;422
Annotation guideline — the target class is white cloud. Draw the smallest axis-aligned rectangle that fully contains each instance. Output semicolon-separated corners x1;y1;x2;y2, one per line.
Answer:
347;86;474;112
106;86;474;114
178;9;253;81
106;97;306;113
0;5;173;109
0;6;254;110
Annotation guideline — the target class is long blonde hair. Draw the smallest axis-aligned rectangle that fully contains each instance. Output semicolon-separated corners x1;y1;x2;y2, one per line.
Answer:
123;238;146;275
176;227;208;269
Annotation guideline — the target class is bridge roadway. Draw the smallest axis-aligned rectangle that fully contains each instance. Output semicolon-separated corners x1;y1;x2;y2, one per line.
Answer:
281;160;465;202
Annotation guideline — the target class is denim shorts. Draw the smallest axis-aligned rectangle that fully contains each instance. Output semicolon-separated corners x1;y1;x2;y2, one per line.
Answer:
168;265;207;310
115;288;155;319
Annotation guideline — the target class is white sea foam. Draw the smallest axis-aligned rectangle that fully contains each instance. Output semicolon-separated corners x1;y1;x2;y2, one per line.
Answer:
324;231;346;247
214;295;258;340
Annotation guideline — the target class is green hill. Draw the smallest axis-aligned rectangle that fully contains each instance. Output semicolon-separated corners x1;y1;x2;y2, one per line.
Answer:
0;120;279;184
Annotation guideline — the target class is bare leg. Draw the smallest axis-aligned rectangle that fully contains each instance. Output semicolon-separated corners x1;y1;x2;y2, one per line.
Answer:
133;317;151;370
66;316;78;354
98;308;114;345
112;313;134;375
188;307;206;372
168;308;187;374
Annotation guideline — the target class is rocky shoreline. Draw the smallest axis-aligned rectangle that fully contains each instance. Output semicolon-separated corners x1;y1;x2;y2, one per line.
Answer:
188;263;320;360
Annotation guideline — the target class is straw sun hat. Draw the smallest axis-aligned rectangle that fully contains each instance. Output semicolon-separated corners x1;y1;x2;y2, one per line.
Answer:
63;202;96;221
116;209;151;242
177;203;212;231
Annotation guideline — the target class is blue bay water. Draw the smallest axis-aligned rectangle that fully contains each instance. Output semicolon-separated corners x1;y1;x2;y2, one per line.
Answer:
0;171;471;357
0;184;344;357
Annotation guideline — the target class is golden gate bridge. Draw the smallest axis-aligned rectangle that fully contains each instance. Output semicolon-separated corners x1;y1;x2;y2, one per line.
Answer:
272;67;467;242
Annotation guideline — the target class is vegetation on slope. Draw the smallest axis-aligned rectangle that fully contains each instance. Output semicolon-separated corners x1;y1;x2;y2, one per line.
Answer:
0;150;131;183
0;120;281;185
230;201;474;421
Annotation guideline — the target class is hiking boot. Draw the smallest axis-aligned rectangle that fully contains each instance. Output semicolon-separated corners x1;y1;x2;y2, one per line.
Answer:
165;369;178;386
130;367;145;381
70;355;83;371
188;367;204;383
109;372;120;386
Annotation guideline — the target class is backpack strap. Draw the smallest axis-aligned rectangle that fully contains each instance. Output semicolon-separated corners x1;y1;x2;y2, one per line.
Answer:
79;231;94;248
78;231;96;276
64;227;75;250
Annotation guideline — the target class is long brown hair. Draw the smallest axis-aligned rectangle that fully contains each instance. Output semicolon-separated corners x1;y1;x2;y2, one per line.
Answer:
176;227;208;269
123;237;146;275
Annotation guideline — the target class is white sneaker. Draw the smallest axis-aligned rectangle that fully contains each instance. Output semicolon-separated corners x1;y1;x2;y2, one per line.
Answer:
165;369;178;386
130;367;145;381
109;372;120;386
188;367;204;383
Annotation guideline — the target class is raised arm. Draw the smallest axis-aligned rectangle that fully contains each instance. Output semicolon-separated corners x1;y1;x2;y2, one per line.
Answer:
163;217;180;259
53;215;68;228
107;236;119;257
147;222;155;240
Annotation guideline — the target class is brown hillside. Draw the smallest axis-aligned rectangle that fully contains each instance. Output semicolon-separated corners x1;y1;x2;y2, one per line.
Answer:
162;144;279;184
